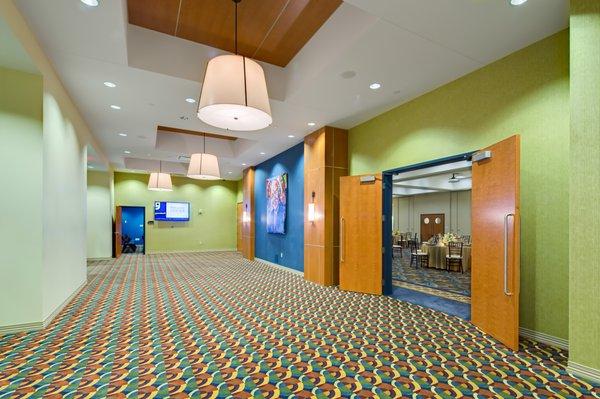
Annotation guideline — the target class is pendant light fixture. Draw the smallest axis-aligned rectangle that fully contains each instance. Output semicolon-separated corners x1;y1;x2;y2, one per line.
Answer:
197;0;272;131
187;133;221;180
148;161;173;191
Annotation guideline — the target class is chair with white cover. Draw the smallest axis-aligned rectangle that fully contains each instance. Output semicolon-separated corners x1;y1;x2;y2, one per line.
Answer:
410;240;428;268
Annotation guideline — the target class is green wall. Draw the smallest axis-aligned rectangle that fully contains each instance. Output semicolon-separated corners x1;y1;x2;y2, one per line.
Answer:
0;66;43;327
87;170;112;259
349;31;570;339
569;1;600;372
114;172;238;253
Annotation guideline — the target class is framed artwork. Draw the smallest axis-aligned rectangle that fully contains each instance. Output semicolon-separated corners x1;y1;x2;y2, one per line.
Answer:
266;173;288;234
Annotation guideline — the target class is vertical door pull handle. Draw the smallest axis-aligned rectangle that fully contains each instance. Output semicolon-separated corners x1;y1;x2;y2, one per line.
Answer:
504;213;515;296
340;217;345;263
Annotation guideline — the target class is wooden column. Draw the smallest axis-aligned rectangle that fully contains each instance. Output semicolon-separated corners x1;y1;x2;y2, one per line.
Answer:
304;126;348;286
241;167;255;260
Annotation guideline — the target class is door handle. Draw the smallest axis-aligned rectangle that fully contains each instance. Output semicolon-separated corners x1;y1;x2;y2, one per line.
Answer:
340;217;345;263
504;213;515;296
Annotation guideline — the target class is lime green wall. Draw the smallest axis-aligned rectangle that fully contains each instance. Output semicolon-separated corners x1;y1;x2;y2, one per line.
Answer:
349;31;569;339
87;170;112;259
569;1;600;372
114;172;238;253
0;66;43;327
236;179;243;203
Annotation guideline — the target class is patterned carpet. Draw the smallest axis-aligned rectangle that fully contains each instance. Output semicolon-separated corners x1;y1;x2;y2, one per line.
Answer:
392;249;471;299
0;252;598;398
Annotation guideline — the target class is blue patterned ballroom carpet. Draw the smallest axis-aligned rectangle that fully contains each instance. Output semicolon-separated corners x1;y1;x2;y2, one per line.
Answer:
392;249;471;300
0;252;598;398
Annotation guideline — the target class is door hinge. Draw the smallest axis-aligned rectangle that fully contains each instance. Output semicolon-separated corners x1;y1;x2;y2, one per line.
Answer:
382;214;386;222
382;247;385;254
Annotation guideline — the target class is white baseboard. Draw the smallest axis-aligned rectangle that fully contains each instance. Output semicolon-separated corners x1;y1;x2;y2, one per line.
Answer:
519;327;569;350
0;321;43;336
0;280;86;336
147;248;237;254
568;361;600;384
255;257;303;276
87;257;112;261
42;280;87;328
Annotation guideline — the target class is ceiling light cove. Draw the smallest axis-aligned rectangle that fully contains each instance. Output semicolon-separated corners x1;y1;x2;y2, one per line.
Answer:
369;82;382;90
510;0;528;5
185;98;196;103
196;0;272;132
103;81;116;88
80;0;98;7
110;105;121;110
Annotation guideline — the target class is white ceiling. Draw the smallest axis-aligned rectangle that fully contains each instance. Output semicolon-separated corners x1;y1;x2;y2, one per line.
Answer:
15;0;568;179
393;160;472;196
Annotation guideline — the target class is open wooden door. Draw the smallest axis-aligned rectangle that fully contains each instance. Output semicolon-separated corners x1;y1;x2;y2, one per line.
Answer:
471;135;520;350
114;206;123;258
339;174;382;295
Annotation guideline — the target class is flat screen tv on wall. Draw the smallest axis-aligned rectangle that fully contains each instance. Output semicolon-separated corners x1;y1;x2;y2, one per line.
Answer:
154;201;190;222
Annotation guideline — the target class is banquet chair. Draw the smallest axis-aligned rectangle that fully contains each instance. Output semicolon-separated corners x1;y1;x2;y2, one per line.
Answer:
446;242;464;273
410;240;428;268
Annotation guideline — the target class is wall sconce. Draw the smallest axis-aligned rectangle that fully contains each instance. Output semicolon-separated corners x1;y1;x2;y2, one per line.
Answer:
242;204;251;223
307;191;316;223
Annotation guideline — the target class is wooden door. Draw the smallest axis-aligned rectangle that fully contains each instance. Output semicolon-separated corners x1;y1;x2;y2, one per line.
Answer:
114;206;123;258
339;174;382;295
420;213;444;242
471;135;520;350
236;203;243;252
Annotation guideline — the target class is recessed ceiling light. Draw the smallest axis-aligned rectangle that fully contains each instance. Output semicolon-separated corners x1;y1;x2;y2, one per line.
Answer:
110;105;121;110
307;122;316;127
228;171;232;174
509;0;527;5
242;163;247;166
103;81;116;88
185;98;196;103
118;133;127;137
88;165;94;169
369;82;382;90
80;0;99;6
124;150;131;154
260;152;266;155
288;135;295;138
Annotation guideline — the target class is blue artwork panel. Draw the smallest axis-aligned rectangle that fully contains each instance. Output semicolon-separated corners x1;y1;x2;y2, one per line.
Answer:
266;173;287;234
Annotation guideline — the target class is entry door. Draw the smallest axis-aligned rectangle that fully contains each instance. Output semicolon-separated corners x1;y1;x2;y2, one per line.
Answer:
471;135;520;350
420;213;445;242
339;174;382;295
114;206;123;258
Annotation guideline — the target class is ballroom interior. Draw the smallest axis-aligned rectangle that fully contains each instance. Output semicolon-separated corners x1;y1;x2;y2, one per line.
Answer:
1;0;599;397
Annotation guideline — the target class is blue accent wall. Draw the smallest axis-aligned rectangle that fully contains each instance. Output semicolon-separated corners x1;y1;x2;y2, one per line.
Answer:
254;142;304;271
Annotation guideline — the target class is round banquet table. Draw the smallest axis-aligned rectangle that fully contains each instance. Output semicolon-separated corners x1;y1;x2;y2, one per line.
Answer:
420;243;472;272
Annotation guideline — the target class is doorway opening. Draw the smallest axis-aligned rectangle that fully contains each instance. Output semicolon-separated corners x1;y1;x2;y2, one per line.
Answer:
384;154;473;320
121;206;145;254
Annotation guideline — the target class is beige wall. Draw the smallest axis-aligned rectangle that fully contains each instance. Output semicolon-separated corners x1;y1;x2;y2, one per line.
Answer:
41;91;88;320
86;171;112;259
393;190;471;237
0;66;44;327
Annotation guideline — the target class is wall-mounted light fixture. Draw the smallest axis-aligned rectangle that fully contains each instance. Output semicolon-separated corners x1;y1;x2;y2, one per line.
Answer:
242;203;251;223
307;191;316;223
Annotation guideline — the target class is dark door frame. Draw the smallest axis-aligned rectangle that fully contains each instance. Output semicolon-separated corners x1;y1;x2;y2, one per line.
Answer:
120;205;146;255
382;152;475;295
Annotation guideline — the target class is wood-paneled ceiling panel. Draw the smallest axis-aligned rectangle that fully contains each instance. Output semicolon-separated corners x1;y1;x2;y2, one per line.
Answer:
127;0;342;67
